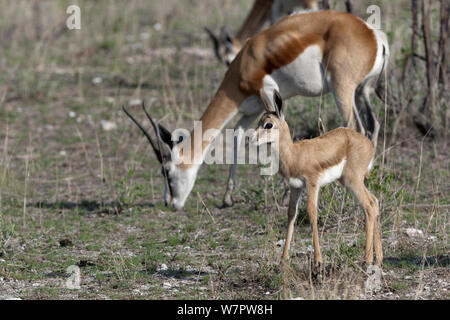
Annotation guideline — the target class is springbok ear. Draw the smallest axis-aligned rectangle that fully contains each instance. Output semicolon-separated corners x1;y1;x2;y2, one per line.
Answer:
273;90;284;122
140;103;174;160
259;89;276;113
204;27;223;63
273;90;283;116
220;27;233;49
156;123;173;149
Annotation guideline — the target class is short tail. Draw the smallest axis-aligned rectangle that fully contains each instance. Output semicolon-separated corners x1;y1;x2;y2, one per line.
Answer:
375;44;389;103
365;159;374;180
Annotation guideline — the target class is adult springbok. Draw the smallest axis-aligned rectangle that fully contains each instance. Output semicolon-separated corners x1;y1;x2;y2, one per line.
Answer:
205;0;319;65
124;10;389;210
252;89;382;267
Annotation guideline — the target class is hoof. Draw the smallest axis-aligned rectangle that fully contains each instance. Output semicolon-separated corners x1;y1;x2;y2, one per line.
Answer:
280;258;290;270
312;262;323;279
221;194;234;208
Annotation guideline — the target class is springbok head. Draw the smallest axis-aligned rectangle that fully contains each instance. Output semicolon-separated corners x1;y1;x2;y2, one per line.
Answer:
204;26;239;66
252;89;285;146
123;103;196;210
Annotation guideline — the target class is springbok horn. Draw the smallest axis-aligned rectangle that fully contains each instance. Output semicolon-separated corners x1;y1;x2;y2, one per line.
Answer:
141;103;172;156
204;27;223;63
140;103;175;199
122;105;163;163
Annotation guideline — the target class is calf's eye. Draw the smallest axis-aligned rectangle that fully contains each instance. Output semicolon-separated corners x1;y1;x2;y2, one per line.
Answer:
264;123;273;129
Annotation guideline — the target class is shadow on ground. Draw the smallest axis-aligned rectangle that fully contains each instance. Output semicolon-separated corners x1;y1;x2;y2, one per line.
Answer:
384;255;450;268
29;200;155;214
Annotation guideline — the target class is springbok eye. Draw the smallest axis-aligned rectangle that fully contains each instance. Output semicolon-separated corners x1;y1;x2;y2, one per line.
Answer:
264;123;273;130
177;136;183;144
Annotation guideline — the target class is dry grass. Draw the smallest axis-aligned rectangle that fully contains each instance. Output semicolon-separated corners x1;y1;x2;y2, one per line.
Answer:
0;0;448;300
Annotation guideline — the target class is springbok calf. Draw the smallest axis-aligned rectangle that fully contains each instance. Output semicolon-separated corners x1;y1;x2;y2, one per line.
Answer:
124;10;389;210
252;89;382;267
205;0;319;65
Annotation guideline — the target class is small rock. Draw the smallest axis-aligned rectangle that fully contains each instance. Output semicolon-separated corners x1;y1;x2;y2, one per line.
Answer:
153;23;162;31
131;43;143;51
159;263;168;271
162;282;172;289
128;99;142;107
405;228;424;238
132;289;142;295
140;32;150;40
105;97;115;105
101;120;117;131
92;76;103;85
68;111;77;118
59;150;67;156
44;124;54;132
365;265;382;294
87;114;94;125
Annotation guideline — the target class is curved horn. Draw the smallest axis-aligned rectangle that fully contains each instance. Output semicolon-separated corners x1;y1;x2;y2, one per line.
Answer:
141;103;173;156
141;104;175;200
123;105;163;163
204;27;223;63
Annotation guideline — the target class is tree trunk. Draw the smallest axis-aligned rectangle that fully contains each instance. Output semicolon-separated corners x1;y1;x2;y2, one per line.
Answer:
411;0;419;69
421;0;436;113
438;0;449;88
345;0;353;13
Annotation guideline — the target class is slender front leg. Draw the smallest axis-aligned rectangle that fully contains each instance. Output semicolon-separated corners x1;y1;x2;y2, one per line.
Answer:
306;182;323;266
370;194;383;266
281;187;302;261
222;114;259;207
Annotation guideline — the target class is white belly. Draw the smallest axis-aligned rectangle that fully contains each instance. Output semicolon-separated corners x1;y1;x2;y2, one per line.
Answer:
272;45;331;99
318;159;346;187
